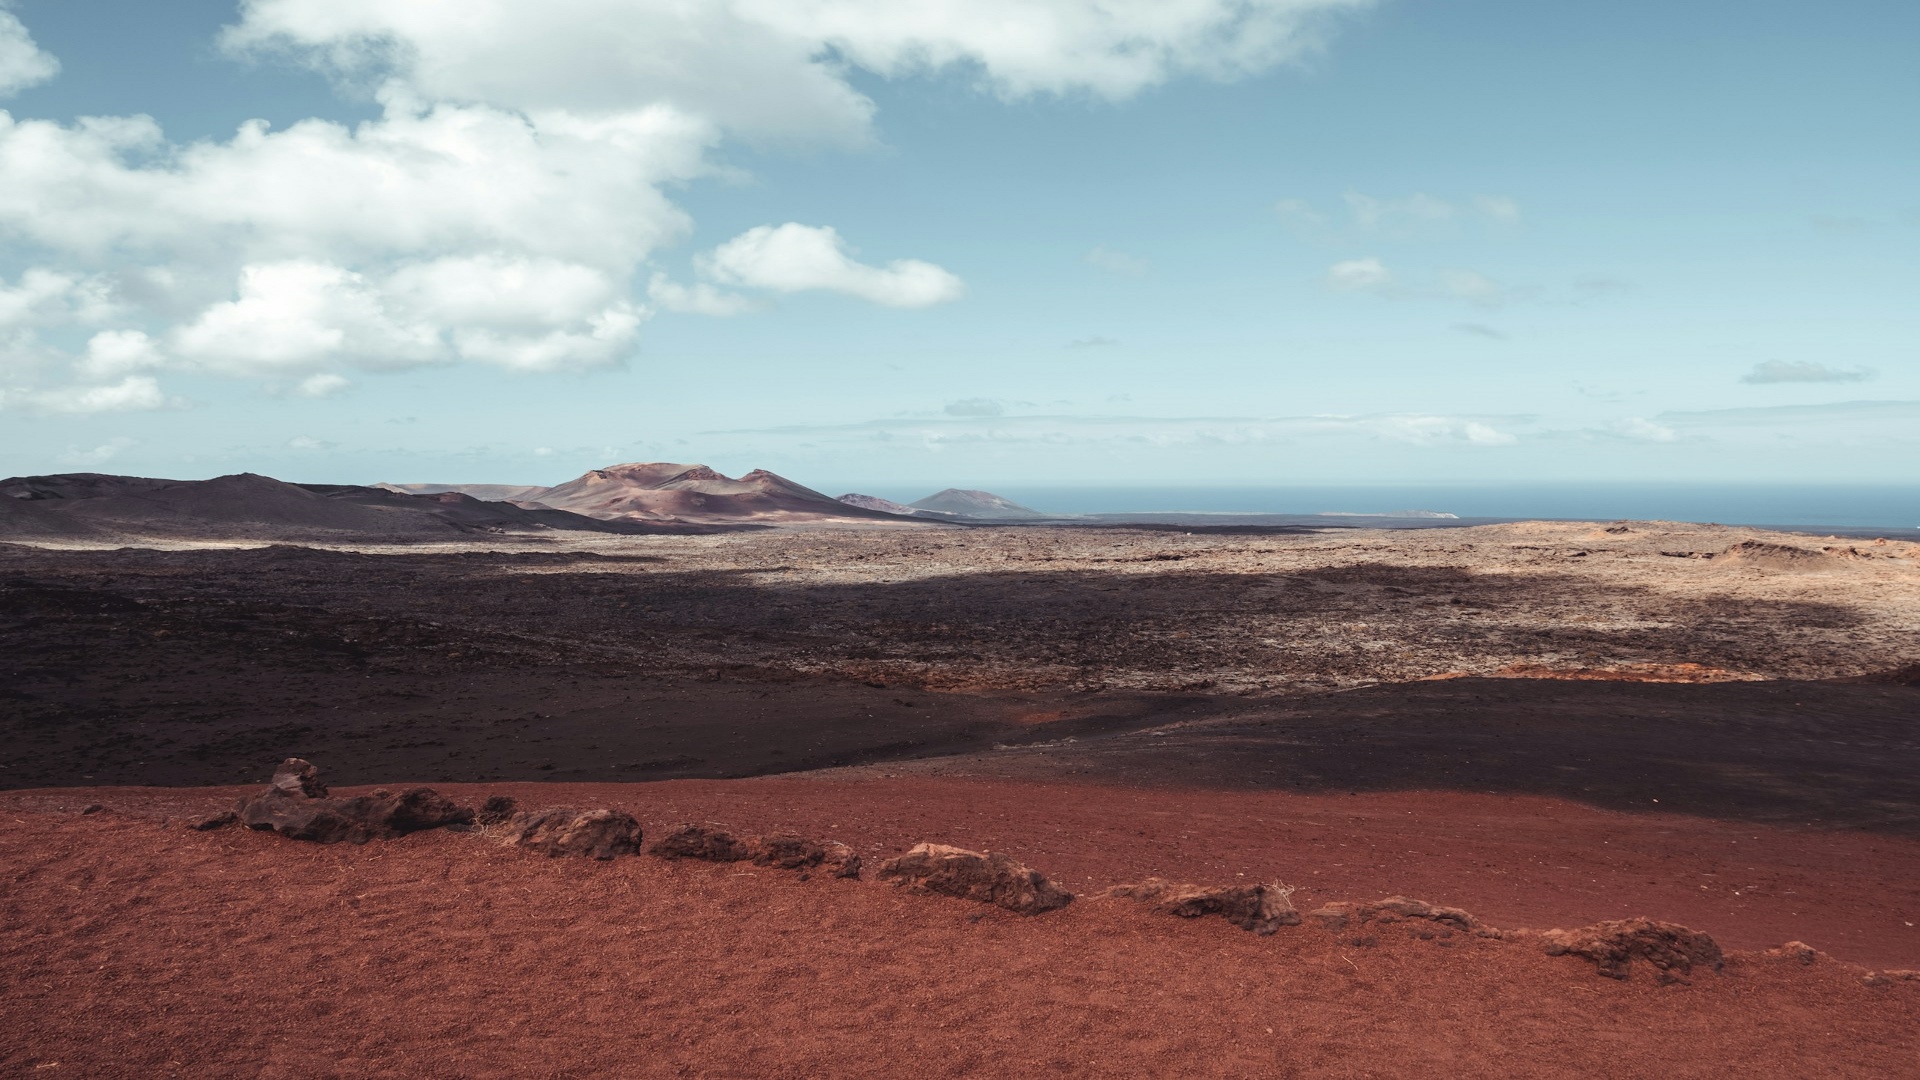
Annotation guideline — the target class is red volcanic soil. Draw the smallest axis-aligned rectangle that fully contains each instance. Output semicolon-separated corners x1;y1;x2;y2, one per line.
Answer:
5;779;1917;1078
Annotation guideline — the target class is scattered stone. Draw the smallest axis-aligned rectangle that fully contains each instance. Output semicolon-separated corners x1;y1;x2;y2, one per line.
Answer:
1768;941;1820;966
235;758;474;844
877;843;1073;915
80;804;103;815
1539;918;1723;982
189;810;238;831
477;796;519;826
1307;897;1475;933
650;824;757;862
1104;879;1299;935
750;834;862;878
500;808;642;860
649;825;861;878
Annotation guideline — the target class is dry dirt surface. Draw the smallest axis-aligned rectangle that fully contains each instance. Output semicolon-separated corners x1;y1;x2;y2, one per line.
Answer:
1;793;1917;1079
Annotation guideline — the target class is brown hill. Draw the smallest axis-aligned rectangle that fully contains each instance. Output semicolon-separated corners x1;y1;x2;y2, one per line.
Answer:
909;488;1046;519
531;463;912;524
0;472;686;541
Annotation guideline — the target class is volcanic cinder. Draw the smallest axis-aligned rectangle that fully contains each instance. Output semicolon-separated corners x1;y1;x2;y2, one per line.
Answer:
2;485;1917;1077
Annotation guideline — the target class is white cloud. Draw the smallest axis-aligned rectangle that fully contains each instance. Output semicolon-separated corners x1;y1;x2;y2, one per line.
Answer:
295;373;350;398
1740;360;1873;385
1344;191;1454;231
286;434;335;450
1326;257;1392;292
224;0;1372;142
0;0;1373;408
61;436;134;466
0;6;57;97
647;272;758;316
75;329;165;381
22;375;168;415
1084;246;1148;275
702;223;964;308
171;261;438;374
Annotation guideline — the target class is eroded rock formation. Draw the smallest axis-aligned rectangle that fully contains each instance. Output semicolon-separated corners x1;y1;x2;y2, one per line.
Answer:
876;843;1073;915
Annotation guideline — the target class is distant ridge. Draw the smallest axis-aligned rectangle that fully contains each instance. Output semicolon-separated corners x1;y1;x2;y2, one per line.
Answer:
835;493;956;519
0;472;677;541
909;488;1046;520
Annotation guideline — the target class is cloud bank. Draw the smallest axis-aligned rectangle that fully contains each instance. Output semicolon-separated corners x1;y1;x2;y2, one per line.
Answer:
3;0;1373;412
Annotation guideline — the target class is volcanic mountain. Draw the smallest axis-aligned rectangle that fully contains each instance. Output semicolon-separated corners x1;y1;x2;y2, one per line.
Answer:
0;472;671;541
442;463;917;525
908;488;1046;520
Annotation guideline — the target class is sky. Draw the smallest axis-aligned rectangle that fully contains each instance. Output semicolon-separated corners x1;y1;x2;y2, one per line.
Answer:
0;0;1914;494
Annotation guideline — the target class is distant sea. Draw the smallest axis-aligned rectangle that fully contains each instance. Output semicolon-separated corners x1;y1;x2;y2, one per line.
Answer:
887;485;1920;534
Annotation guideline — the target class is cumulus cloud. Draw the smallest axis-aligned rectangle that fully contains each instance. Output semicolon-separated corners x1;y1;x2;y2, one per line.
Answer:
1740;360;1874;385
223;0;1372;142
646;273;758;317
0;6;57;97
1084;246;1148;275
295;373;350;398
16;375;169;415
1607;418;1678;443
702;223;964;308
0;0;1371;407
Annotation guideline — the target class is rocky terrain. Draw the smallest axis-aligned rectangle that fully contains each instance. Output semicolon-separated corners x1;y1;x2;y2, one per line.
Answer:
2;518;1917;1076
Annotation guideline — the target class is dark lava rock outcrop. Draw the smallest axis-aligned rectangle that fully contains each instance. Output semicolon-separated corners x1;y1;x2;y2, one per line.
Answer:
651;824;860;877
500;808;643;860
477;796;520;826
876;843;1072;914
234;758;473;844
1538;918;1724;982
1105;879;1299;935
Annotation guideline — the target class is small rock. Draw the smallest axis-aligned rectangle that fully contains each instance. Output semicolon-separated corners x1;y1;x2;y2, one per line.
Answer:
1539;918;1723;982
1768;941;1819;966
1308;903;1353;931
650;824;756;862
188;810;238;831
1105;878;1299;935
649;826;860;878
500;808;642;859
477;796;519;826
876;843;1073;915
80;804;103;815
1358;896;1476;931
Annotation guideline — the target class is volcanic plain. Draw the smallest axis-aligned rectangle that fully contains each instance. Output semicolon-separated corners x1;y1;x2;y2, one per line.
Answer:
4;519;1919;1076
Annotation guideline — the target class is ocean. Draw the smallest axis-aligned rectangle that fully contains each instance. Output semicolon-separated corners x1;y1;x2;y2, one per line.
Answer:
913;484;1920;534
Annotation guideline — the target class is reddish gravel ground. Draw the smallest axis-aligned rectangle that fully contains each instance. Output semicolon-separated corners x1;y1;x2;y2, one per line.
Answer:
4;779;1918;1078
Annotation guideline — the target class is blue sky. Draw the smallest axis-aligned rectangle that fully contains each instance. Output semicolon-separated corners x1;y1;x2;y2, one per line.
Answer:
0;0;1914;492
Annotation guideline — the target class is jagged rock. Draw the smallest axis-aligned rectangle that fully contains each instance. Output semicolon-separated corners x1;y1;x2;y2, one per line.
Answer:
1539;918;1723;982
269;757;328;798
750;834;862;878
477;796;519;826
876;843;1073;915
1307;897;1475;933
1359;896;1476;931
1768;941;1820;966
1105;879;1299;935
235;759;473;844
650;824;757;861
500;808;642;859
649;825;861;878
